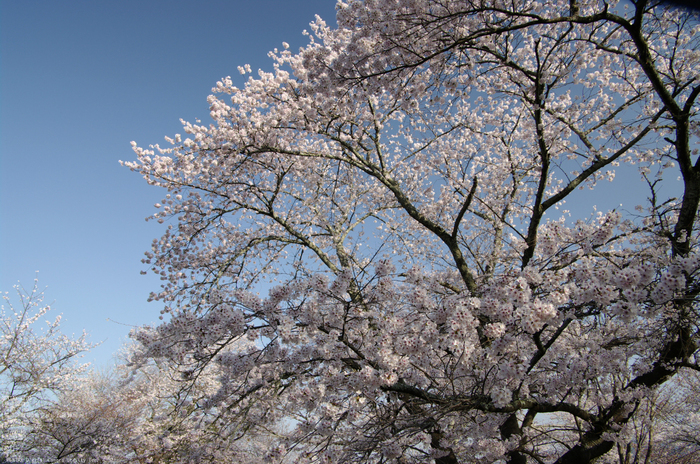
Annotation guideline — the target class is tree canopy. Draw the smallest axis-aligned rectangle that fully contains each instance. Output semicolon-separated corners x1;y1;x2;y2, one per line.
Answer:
1;280;92;459
124;1;700;462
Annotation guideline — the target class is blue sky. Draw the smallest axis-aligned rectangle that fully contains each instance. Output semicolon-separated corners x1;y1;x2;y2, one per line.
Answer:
1;0;338;367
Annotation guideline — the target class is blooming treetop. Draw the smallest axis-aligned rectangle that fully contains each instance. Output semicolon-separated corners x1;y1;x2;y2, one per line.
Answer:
124;1;700;462
14;354;272;463
1;279;92;457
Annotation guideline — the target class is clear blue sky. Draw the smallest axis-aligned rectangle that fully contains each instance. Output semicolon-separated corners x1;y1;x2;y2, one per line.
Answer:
1;0;338;368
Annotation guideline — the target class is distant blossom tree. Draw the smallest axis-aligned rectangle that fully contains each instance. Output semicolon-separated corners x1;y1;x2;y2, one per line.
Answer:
593;366;699;464
15;371;141;463
125;0;700;462
648;369;700;463
17;348;288;463
0;279;92;460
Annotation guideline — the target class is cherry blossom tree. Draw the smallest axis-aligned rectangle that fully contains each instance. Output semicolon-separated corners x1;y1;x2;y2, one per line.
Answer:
1;279;93;460
647;369;700;464
124;0;700;462
590;366;700;464
15;371;140;463
16;350;288;463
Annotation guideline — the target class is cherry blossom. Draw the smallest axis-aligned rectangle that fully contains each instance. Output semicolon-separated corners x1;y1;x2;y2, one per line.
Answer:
1;279;93;459
124;1;700;462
